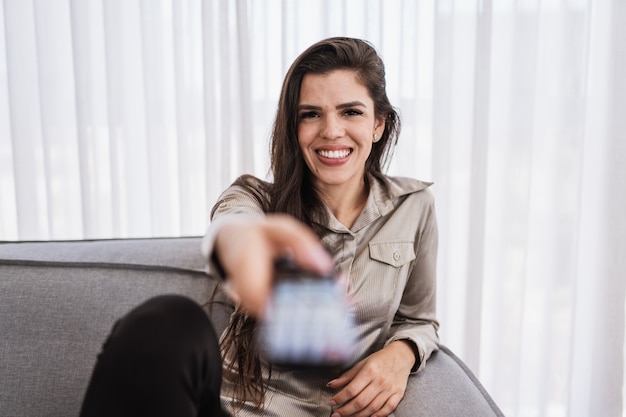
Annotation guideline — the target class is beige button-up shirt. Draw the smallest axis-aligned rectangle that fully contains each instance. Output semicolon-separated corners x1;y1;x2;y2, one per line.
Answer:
203;174;439;416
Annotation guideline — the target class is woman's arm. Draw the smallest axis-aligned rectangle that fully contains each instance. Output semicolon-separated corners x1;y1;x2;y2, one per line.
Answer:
201;180;333;317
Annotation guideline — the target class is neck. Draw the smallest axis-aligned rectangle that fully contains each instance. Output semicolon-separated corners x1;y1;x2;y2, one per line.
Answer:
318;180;369;229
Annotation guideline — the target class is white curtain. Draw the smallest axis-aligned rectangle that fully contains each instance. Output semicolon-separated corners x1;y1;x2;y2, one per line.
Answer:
1;1;625;416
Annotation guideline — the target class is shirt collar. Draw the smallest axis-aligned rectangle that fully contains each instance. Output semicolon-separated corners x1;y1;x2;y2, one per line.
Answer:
322;175;432;233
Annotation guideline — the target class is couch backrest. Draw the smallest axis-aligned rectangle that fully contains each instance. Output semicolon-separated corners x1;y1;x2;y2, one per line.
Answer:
0;237;229;417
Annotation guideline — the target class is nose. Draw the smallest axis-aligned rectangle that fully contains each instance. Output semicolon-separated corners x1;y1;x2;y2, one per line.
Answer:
320;114;344;140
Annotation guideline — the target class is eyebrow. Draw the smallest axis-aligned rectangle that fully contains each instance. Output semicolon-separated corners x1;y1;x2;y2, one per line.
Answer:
298;101;368;111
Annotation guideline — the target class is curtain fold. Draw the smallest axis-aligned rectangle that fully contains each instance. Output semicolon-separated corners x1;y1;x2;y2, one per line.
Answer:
71;0;111;238
568;2;626;416
1;1;624;416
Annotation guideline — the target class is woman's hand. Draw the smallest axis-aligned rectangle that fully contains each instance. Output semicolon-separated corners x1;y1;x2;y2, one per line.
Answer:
214;214;334;317
327;341;416;417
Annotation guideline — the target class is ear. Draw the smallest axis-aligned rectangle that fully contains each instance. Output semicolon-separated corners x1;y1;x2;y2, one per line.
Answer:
373;116;386;142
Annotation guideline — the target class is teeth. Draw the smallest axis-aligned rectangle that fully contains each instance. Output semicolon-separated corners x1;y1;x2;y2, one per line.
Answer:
318;149;350;159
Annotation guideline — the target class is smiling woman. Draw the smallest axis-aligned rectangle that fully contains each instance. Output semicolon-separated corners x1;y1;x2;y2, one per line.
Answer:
77;36;440;417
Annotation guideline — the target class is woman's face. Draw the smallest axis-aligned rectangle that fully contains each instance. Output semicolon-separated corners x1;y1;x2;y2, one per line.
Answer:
297;69;385;194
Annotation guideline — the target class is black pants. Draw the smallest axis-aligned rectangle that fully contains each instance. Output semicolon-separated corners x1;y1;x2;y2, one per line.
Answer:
79;295;229;417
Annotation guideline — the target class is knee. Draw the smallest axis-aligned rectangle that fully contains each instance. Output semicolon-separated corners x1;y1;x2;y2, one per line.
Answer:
108;294;219;357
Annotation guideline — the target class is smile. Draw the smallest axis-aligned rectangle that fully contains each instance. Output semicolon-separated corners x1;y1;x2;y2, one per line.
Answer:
317;149;352;159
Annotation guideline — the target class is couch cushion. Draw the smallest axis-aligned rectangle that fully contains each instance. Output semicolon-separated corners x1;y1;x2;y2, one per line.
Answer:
0;237;228;417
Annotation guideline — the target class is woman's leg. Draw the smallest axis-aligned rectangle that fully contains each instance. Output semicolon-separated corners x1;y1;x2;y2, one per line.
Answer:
79;294;228;417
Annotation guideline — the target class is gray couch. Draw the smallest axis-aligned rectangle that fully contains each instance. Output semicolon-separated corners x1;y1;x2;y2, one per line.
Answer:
0;237;504;417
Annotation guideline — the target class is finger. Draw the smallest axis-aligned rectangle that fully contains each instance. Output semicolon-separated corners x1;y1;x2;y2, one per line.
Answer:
330;376;371;411
262;214;334;274
332;384;382;417
371;393;403;417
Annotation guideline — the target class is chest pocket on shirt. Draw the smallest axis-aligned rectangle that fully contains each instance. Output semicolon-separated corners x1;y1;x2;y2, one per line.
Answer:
368;241;415;267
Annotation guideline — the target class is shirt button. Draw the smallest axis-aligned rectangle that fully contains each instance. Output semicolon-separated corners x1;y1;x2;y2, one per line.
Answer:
393;252;400;261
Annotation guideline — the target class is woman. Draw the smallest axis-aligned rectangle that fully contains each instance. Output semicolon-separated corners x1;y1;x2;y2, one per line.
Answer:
80;37;438;417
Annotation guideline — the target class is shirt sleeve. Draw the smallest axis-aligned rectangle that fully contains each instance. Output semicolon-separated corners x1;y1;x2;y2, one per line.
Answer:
201;179;266;280
384;191;440;373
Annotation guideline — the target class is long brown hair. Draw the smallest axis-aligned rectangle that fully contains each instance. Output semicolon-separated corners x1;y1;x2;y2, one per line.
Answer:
270;36;400;226
219;37;401;412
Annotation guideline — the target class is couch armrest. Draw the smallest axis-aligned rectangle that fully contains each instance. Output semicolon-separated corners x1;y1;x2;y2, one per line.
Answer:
395;345;504;417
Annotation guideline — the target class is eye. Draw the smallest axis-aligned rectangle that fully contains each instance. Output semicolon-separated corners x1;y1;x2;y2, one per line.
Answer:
344;109;364;116
299;111;319;120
